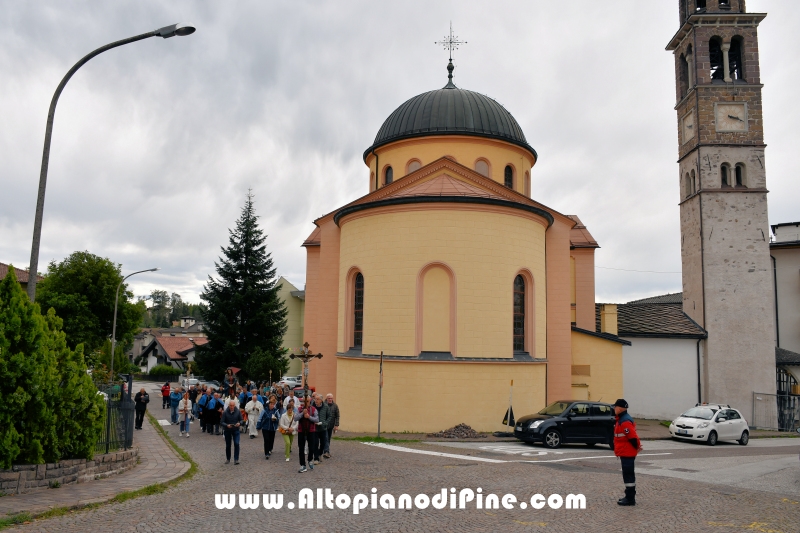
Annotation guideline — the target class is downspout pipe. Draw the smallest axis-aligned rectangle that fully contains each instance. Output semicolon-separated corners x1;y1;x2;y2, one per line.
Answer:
771;255;779;346
696;338;702;403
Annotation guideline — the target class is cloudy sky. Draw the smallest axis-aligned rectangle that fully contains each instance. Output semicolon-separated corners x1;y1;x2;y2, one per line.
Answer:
1;1;797;305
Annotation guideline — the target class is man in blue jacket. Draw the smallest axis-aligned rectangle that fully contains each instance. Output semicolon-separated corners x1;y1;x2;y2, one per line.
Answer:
169;388;183;424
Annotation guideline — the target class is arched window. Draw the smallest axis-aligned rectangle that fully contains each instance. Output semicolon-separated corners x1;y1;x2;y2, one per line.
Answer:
475;159;490;177
384;166;393;185
695;0;706;12
729;37;744;80
513;275;525;352
721;164;730;187
718;0;730;8
685;173;692;198
690;169;696;194
504;165;514;188
679;53;689;97
353;273;364;348
406;160;421;174
735;164;745;187
709;37;724;80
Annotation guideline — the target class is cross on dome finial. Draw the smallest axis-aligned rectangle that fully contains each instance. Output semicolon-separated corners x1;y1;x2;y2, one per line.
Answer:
435;22;466;89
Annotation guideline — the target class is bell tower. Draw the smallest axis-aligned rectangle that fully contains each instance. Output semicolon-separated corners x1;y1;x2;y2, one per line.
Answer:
667;0;775;420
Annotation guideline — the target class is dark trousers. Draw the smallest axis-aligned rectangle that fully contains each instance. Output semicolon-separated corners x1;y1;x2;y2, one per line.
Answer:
325;427;333;453
162;396;169;409
298;432;316;466
135;409;146;429
620;456;636;498
224;429;240;461
263;430;276;455
314;430;326;460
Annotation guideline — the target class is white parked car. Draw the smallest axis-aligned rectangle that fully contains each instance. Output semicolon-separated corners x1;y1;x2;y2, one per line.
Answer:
278;375;301;388
669;404;749;446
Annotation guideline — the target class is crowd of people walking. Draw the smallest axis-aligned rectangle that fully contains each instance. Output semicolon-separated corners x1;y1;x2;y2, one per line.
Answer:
151;379;340;473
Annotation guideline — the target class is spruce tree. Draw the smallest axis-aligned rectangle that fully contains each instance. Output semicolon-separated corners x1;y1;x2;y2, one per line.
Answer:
196;192;288;380
0;268;58;467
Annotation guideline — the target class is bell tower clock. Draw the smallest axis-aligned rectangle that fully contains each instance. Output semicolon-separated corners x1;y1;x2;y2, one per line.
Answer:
667;0;775;420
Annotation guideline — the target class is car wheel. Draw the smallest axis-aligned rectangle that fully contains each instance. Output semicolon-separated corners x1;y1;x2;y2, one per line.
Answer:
738;431;749;446
543;429;561;449
707;430;718;446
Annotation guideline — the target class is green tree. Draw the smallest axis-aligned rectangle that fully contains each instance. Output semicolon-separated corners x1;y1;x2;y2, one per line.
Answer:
244;346;289;382
45;310;104;460
0;268;58;467
147;289;170;327
35;251;140;352
96;339;137;379
196;192;288;380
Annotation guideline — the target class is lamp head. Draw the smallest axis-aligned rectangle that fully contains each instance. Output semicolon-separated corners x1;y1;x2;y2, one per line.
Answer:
156;23;196;38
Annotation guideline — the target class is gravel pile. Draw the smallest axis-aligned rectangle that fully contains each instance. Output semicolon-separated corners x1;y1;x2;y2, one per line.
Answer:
426;423;486;439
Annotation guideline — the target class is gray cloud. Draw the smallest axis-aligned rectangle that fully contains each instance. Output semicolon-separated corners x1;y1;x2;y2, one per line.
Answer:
1;0;796;304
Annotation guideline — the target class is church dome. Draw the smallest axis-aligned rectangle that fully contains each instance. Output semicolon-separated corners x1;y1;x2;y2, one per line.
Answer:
363;86;537;162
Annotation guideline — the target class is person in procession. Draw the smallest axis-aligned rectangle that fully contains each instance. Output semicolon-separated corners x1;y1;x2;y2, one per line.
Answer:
221;397;243;464
169;387;182;424
613;398;642;506
245;388;264;439
279;398;298;462
323;393;340;458
314;395;329;464
197;387;211;433
178;391;192;437
188;385;199;420
257;395;282;459
134;387;149;430
296;396;318;473
161;381;171;409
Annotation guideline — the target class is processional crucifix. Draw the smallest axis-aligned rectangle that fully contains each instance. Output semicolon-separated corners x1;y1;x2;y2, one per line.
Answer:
290;342;323;398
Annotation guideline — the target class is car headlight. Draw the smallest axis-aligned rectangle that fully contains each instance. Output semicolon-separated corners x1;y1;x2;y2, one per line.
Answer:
697;422;709;429
530;420;544;429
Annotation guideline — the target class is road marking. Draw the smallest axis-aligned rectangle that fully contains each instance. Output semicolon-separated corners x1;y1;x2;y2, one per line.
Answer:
364;442;672;465
363;442;507;463
158;419;171;426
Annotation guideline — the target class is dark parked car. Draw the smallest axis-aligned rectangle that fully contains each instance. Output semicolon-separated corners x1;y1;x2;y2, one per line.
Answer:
514;400;616;449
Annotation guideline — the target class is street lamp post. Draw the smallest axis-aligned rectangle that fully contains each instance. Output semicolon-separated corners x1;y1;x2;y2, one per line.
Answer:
290;342;323;399
105;267;158;453
27;23;196;302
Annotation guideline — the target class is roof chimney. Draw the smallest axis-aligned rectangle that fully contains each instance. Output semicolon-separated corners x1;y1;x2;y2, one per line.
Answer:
600;304;618;336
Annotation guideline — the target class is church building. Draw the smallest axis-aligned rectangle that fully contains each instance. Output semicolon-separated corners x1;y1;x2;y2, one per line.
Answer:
300;59;628;433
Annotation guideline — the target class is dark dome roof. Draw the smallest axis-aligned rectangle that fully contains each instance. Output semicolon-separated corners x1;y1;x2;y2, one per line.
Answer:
364;87;537;162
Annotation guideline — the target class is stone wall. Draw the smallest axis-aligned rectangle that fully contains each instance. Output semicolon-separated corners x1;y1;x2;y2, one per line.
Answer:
0;449;138;495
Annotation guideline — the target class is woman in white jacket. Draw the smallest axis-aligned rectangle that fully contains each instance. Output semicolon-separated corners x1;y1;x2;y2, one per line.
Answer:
245;393;264;438
178;392;192;437
279;399;299;462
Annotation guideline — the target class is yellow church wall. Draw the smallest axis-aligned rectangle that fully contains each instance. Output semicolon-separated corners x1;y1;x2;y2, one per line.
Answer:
366;136;534;196
336;207;547;359
336;357;547;433
276;277;305;376
570;330;624;404
422;266;450;352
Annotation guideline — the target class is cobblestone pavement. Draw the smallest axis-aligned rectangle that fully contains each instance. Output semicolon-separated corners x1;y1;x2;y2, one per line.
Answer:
10;415;800;533
0;412;189;517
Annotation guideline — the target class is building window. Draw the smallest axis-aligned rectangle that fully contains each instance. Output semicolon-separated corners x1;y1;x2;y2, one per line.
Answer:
384;166;393;185
691;169;696;193
729;37;744;80
513;275;525;351
709;37;724;80
684;172;692;197
721;164;730;187
504;165;514;188
679;53;689;97
735;164;746;187
695;0;706;12
475;159;490;177
406;159;421;173
353;273;364;348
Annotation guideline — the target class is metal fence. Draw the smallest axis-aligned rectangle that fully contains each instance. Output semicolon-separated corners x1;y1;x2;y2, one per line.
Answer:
95;382;135;454
752;392;800;431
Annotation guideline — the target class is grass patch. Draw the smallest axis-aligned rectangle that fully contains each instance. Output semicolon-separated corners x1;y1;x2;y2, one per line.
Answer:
334;436;420;444
659;420;671;428
0;413;198;530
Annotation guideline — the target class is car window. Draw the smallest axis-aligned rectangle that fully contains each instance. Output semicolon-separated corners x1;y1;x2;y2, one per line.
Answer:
727;410;741;420
681;407;716;420
569;403;590;416
538;401;572;416
591;404;612;416
715;411;728;421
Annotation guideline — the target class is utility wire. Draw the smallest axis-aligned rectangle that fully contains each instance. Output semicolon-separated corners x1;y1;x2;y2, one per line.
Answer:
596;266;681;274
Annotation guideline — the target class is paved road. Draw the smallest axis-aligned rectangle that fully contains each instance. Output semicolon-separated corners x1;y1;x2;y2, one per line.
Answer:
14;410;800;533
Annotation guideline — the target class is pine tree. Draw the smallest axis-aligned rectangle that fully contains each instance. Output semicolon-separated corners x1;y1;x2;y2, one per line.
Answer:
46;309;104;460
0;268;58;467
196;192;288;380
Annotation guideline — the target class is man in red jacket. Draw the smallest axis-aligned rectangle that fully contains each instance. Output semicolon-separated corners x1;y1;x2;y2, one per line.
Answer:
161;382;171;410
613;398;642;506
